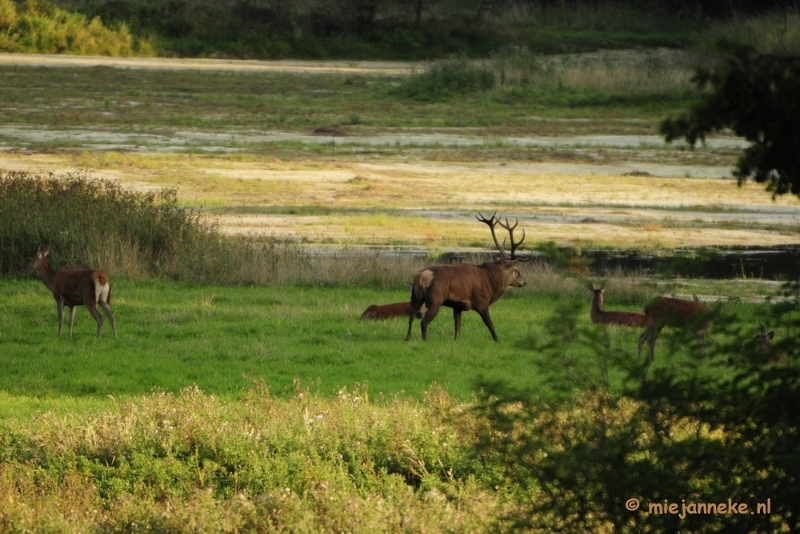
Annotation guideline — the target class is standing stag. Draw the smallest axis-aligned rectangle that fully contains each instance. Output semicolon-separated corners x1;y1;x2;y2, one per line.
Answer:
587;284;647;328
637;295;711;363
405;213;529;342
24;246;118;339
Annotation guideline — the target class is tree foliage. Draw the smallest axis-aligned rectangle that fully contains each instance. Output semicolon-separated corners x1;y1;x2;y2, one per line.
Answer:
473;289;800;532
661;42;800;197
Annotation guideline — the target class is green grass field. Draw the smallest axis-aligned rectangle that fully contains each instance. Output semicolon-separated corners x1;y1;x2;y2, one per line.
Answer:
0;275;778;418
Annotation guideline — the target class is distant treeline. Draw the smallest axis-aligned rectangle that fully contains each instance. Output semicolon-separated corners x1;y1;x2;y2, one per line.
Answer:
37;0;800;58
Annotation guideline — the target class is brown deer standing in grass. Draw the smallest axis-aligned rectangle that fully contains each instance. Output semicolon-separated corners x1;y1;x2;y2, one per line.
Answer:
587;284;647;328
405;213;529;342
747;326;787;365
637;295;711;363
24;246;117;339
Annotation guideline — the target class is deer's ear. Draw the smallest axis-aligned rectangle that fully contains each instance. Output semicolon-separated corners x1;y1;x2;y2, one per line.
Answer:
504;259;519;267
42;246;51;257
767;332;775;340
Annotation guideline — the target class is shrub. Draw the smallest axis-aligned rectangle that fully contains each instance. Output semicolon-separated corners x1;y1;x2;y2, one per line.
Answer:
0;170;251;280
0;0;154;56
392;57;495;101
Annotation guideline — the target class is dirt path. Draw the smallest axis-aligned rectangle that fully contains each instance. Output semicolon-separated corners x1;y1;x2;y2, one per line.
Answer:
0;52;415;75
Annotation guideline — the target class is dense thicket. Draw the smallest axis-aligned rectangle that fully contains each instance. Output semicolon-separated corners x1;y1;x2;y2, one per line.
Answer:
0;170;252;280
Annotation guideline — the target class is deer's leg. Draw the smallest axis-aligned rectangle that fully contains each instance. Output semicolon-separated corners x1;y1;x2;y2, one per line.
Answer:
637;326;652;359
56;300;65;336
420;303;442;341
476;309;499;342
100;301;117;339
453;309;462;340
68;306;77;338
405;294;426;341
87;303;104;339
648;326;663;363
696;331;706;359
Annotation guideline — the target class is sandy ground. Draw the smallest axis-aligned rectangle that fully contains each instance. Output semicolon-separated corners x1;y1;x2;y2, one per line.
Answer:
0;52;415;75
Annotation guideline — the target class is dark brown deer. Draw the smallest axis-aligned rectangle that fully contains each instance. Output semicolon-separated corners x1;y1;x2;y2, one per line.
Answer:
637;295;711;363
588;284;647;328
747;326;787;365
24;246;117;339
404;213;529;342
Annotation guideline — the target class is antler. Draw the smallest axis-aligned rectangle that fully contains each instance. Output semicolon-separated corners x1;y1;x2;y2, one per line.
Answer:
476;212;507;258
498;216;528;261
476;212;530;261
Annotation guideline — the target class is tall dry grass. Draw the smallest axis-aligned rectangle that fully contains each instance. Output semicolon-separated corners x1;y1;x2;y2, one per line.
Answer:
488;46;700;93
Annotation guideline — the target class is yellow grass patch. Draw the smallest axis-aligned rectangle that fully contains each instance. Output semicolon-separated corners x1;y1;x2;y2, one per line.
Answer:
2;151;799;250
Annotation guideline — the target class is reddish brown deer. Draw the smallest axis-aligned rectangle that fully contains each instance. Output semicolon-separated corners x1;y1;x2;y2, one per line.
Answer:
588;284;647;328
747;326;787;364
24;246;118;339
405;213;529;342
637;295;711;363
361;302;426;320
361;283;427;320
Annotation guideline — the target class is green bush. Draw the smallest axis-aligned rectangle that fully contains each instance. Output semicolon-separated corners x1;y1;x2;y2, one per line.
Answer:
392;58;495;101
0;0;153;55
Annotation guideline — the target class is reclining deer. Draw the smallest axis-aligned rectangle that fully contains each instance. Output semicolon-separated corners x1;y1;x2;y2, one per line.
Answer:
747;326;787;365
405;213;529;342
361;283;428;320
24;246;118;339
587;284;646;328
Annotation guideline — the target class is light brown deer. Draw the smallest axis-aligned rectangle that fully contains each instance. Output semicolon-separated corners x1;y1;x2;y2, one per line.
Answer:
24;246;118;339
637;295;711;363
747;326;787;365
587;284;647;328
405;213;529;342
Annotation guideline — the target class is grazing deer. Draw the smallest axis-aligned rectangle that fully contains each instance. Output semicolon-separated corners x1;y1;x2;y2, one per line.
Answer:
747;326;787;365
24;246;118;339
405;213;529;342
637;295;711;363
587;284;647;328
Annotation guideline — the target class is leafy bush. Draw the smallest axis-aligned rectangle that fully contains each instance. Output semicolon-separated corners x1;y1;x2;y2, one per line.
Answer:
0;383;506;532
392;58;495;101
0;0;153;55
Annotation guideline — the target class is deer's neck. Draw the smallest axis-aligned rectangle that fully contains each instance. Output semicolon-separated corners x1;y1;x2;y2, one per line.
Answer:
37;258;58;290
590;293;605;319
